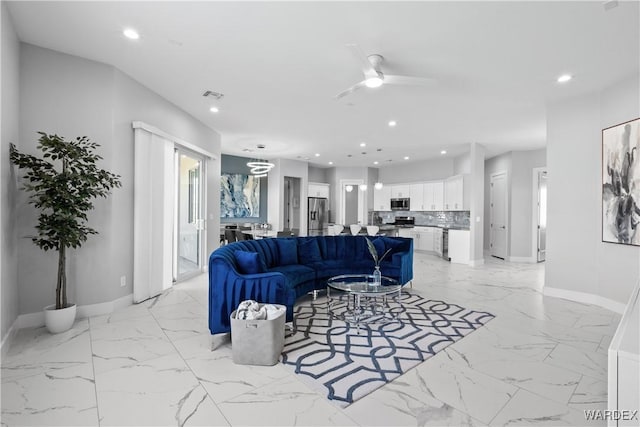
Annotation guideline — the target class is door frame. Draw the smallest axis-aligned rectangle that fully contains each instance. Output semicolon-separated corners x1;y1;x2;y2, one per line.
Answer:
339;179;365;225
489;171;509;259
532;167;548;263
173;147;207;283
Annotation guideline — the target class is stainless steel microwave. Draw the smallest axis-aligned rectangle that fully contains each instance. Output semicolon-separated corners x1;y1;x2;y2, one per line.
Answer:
390;198;410;211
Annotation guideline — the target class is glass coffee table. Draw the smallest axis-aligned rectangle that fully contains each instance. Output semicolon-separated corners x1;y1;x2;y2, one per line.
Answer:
327;274;402;334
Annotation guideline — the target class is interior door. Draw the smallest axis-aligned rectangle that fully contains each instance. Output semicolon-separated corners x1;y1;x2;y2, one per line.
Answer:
537;171;548;262
490;172;508;259
175;150;204;280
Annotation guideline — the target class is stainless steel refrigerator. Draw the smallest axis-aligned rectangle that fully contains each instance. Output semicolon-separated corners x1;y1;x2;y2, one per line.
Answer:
307;197;328;236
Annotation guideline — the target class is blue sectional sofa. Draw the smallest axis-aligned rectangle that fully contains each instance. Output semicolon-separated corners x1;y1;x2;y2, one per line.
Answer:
208;235;413;335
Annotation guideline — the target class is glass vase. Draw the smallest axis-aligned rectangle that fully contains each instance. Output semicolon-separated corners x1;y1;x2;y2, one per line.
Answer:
373;266;382;286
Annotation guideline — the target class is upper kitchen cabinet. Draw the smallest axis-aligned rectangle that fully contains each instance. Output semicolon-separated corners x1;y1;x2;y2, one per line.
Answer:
444;175;469;211
373;185;392;211
390;184;411;199
308;182;330;199
423;181;444;211
409;183;425;210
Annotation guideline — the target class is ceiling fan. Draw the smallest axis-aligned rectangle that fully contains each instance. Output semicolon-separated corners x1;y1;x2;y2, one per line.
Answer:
335;44;436;100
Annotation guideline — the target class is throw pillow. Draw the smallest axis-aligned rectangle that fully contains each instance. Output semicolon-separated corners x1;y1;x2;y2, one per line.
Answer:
298;239;322;264
275;238;299;265
234;250;266;275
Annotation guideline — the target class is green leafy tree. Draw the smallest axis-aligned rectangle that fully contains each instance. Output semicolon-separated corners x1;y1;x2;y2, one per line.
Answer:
10;133;122;309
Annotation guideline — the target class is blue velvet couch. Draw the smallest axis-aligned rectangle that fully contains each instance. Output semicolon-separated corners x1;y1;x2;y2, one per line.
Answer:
208;235;413;335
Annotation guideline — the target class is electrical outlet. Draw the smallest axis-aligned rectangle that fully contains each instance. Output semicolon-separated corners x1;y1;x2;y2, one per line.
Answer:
120;276;126;287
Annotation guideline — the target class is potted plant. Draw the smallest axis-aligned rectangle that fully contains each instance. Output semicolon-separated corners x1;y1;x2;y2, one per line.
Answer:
10;132;121;333
365;237;392;285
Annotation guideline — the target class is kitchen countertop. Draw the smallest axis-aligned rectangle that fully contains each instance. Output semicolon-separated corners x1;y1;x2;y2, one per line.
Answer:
380;224;470;231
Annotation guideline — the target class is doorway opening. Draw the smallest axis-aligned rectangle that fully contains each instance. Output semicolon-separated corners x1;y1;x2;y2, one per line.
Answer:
283;177;300;233
339;179;365;226
174;149;205;282
490;171;508;259
535;169;548;262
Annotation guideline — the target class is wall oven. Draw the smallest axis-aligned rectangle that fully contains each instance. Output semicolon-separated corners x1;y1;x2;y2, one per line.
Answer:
390;198;410;211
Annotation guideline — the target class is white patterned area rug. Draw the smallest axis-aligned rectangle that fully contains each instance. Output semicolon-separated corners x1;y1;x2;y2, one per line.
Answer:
280;292;495;408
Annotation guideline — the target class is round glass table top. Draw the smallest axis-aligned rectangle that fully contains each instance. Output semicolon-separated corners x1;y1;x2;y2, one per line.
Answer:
327;274;400;295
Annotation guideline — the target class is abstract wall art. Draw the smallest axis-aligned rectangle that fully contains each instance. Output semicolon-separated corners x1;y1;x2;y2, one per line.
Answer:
220;173;260;218
602;118;640;246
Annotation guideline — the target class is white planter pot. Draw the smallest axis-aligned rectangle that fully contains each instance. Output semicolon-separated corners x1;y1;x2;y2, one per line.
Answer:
44;303;77;334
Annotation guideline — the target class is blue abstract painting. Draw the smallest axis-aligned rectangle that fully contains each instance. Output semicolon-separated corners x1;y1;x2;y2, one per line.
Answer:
221;173;260;218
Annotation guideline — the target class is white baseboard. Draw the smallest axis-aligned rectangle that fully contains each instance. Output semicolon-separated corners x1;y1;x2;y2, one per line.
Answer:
544;286;626;314
469;259;485;267
14;293;134;331
508;256;537;264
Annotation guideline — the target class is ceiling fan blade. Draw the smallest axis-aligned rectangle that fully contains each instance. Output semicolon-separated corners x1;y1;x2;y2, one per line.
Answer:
335;80;366;100
384;74;436;87
345;44;378;78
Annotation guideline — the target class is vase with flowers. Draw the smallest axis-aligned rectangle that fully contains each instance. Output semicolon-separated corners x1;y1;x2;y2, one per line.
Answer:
365;237;392;286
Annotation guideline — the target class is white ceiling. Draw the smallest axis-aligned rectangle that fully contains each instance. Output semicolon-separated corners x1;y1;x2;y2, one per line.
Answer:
7;1;640;167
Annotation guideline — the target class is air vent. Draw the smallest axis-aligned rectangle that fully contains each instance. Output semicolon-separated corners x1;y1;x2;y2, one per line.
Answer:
202;90;224;100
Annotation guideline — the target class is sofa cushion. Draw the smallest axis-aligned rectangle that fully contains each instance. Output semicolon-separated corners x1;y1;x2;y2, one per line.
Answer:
312;259;375;280
268;264;316;287
363;237;386;262
275;238;298;265
298;238;322;264
381;236;406;255
234;250;266;275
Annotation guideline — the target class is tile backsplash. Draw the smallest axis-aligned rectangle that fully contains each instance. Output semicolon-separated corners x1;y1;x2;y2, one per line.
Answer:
372;210;470;229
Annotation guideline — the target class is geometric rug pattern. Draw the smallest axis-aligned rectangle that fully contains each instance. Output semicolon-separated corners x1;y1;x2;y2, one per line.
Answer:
281;292;495;408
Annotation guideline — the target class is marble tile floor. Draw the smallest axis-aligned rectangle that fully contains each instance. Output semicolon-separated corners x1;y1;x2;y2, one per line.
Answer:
1;253;621;426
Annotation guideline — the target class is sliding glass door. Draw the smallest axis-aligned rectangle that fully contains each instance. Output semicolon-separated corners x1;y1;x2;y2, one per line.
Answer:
174;149;205;281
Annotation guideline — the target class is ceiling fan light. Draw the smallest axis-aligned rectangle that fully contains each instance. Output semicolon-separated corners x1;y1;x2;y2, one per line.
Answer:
365;76;383;88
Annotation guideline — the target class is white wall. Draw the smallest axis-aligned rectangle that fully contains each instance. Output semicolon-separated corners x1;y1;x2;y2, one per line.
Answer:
546;73;640;307
1;3;20;343
308;166;328;183
377;157;455;183
16;44;221;315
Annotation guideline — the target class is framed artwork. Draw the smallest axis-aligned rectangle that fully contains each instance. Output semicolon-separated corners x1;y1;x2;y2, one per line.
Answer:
602;117;640;246
220;173;260;218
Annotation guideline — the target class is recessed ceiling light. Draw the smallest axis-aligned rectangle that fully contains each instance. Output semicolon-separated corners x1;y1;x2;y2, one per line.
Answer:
314;153;320;157
404;156;410;160
329;161;333;165
359;142;366;147
441;150;447;155
373;161;379;165
388;120;397;127
123;28;140;40
557;74;572;83
209;107;219;113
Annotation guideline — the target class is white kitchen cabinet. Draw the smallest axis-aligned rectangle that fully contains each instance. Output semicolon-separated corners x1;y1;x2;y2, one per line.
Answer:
409;183;425;210
449;229;470;264
423;181;444;211
373;185;392;211
444;175;468;211
308;182;330;199
391;184;411;199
